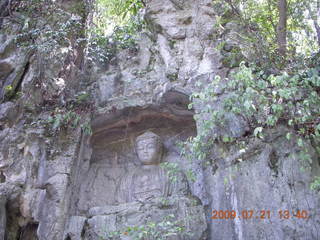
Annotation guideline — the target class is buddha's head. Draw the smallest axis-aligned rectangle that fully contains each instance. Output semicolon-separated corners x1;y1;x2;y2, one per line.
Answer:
135;131;163;165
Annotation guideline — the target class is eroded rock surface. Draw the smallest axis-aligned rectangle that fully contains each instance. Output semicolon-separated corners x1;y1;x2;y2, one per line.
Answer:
0;0;319;239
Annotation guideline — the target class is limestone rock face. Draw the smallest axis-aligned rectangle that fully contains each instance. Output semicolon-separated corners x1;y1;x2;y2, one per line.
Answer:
65;197;207;240
0;195;6;240
205;129;320;239
64;130;207;239
0;0;319;239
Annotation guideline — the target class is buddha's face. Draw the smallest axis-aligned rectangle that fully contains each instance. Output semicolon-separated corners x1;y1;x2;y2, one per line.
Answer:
136;138;161;165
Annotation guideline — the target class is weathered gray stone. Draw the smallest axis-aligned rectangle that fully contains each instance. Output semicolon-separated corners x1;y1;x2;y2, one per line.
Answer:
64;216;86;240
117;131;190;203
205;130;320;240
0;102;17;125
88;202;141;217
0;0;319;239
0;52;30;101
0;194;6;240
20;189;46;222
83;196;207;240
69;130;206;239
0;60;13;82
86;215;117;239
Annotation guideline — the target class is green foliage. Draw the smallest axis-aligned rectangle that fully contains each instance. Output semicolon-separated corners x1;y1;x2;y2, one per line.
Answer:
160;162;180;182
224;62;320;138
184;56;320;172
159;197;170;207
97;0;145;21
311;176;320;192
221;45;243;68
214;0;318;68
4;85;14;98
166;73;178;82
87;0;145;62
180;76;224;163
185;169;197;182
75;91;90;104
47;110;78;131
46;109;92;136
8;0;145;63
11;0;85;59
87;19;143;61
106;214;189;240
3;85;22;101
80;121;93;135
223;177;229;186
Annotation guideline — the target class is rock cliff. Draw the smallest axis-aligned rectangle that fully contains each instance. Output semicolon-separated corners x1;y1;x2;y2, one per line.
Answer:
0;0;319;239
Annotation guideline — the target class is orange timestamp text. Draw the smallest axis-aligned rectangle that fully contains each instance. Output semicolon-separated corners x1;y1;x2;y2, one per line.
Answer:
211;210;309;220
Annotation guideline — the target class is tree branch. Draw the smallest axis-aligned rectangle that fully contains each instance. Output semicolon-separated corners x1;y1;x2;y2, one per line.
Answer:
276;0;287;57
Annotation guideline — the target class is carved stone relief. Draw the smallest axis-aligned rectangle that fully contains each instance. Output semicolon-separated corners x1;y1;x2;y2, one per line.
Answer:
116;131;189;203
65;104;207;240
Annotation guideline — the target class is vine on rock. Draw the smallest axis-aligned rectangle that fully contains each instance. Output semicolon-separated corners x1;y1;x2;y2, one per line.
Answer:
106;214;190;240
184;59;320;188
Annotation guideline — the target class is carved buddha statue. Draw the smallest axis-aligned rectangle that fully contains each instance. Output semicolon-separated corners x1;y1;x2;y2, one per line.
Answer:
116;131;189;203
65;131;207;240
